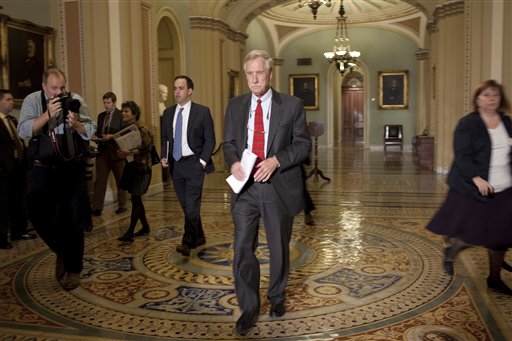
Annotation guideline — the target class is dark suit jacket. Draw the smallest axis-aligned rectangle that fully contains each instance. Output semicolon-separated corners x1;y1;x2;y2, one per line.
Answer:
223;89;311;216
161;102;216;174
96;108;125;159
0;115;26;176
447;111;512;202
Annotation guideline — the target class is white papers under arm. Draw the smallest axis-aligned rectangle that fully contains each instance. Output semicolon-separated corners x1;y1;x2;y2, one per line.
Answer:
226;149;257;194
113;124;142;162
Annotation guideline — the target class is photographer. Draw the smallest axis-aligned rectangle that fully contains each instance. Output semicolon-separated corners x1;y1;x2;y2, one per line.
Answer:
18;67;96;290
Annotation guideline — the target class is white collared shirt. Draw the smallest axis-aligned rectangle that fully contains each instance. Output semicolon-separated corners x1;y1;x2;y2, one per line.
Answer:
247;89;272;158
173;101;194;157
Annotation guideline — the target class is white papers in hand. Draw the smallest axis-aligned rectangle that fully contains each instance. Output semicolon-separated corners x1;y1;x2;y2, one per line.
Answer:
226;149;257;194
113;124;141;162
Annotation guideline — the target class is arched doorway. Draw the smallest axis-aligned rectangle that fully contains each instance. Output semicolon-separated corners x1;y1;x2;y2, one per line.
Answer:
157;16;181;110
341;71;364;144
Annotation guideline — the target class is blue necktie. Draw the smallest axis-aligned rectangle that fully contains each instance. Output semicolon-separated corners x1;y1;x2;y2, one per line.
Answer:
173;107;184;161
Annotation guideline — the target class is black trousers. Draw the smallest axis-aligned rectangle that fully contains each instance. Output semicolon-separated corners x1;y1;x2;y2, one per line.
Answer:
172;156;206;248
27;161;88;273
301;164;315;214
0;161;28;244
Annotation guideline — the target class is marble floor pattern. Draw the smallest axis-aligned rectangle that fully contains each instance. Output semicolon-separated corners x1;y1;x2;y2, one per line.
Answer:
1;146;512;341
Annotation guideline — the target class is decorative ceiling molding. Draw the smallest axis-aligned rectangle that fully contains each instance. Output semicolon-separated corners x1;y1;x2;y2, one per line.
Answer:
189;16;248;43
274;24;302;42
394;17;421;35
416;48;429;60
433;0;464;21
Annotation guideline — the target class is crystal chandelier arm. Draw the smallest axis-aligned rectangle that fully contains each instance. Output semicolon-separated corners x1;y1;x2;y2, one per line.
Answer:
321;0;361;75
298;0;332;20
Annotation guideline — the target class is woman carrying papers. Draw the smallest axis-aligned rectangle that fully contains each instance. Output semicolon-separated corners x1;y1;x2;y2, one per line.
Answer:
116;101;153;242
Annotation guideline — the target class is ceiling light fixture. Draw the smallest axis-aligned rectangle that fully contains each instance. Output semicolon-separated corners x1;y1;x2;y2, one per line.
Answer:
323;0;361;75
298;0;332;20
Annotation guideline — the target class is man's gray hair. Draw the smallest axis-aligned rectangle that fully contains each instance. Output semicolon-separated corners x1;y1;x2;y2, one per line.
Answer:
243;50;273;73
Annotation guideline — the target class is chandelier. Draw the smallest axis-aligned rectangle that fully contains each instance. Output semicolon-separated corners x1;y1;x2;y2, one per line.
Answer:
323;0;361;75
298;0;332;20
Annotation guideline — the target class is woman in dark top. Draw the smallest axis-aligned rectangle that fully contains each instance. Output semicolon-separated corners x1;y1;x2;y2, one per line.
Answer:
117;101;153;242
427;80;512;295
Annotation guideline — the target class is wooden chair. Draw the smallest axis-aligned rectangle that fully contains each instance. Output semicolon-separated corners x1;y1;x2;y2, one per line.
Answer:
383;125;403;151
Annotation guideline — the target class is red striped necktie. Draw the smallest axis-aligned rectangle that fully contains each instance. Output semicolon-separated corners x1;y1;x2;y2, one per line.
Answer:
252;99;265;165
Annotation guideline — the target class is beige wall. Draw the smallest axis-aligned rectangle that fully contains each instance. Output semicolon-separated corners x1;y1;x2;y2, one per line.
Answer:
1;0;511;194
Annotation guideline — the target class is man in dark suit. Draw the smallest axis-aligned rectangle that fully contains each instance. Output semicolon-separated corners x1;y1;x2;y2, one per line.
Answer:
0;89;36;249
161;75;216;257
223;50;311;333
91;92;127;216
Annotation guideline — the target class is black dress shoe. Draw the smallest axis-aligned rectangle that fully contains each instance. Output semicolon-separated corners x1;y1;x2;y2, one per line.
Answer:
91;209;102;216
11;233;37;241
134;227;150;237
176;244;191;256
0;242;13;249
115;207;128;214
194;237;206;248
304;213;315;225
487;277;512;295
117;232;134;242
502;261;512;272
269;302;285;317
235;312;257;334
55;255;65;281
443;246;455;276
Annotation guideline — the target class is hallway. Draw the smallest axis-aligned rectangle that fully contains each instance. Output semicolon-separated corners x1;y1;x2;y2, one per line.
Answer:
1;146;511;340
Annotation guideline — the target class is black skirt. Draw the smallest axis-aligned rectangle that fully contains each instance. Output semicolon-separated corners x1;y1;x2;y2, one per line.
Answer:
119;161;151;196
427;187;512;249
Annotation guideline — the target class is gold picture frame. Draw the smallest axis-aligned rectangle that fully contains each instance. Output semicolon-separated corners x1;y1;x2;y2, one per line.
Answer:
0;15;54;107
378;70;408;110
289;74;319;111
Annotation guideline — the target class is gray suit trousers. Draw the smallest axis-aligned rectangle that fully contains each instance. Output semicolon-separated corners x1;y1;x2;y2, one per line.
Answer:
232;181;293;314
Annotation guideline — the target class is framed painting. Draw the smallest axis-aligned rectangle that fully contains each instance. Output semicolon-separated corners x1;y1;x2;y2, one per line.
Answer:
378;70;408;109
289;73;319;111
228;69;240;100
0;15;54;107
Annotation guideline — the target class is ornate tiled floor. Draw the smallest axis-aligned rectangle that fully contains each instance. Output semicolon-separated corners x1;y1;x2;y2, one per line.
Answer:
1;146;511;340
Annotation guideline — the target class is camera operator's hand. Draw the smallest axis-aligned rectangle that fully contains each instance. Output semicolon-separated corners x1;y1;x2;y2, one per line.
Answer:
67;111;86;135
33;96;63;134
48;96;62;119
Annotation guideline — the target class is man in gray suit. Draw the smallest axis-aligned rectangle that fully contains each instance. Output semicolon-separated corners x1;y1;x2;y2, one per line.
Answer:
223;50;311;334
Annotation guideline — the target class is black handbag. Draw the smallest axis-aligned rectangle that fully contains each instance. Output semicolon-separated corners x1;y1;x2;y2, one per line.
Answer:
150;144;160;166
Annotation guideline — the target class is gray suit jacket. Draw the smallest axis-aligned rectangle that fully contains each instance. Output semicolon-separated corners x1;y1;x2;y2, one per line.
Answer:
223;89;311;216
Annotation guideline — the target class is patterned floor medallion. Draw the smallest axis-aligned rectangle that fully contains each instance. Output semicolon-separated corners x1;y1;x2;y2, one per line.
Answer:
1;147;510;340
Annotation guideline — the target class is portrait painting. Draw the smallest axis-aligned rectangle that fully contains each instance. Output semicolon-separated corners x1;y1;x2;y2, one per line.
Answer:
378;70;408;109
289;74;319;111
0;15;54;107
228;69;240;100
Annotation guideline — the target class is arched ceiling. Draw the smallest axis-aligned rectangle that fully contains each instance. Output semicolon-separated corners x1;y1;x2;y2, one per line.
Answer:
211;0;431;30
190;0;430;53
261;0;421;25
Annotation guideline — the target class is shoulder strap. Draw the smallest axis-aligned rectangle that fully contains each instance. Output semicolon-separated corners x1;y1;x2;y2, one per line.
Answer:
40;90;49;134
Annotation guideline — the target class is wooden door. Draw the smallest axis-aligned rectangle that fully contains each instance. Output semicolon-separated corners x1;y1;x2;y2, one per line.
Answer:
342;87;364;144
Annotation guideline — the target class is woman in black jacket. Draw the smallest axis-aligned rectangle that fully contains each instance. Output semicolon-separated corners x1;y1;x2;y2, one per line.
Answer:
116;101;153;242
427;80;512;295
